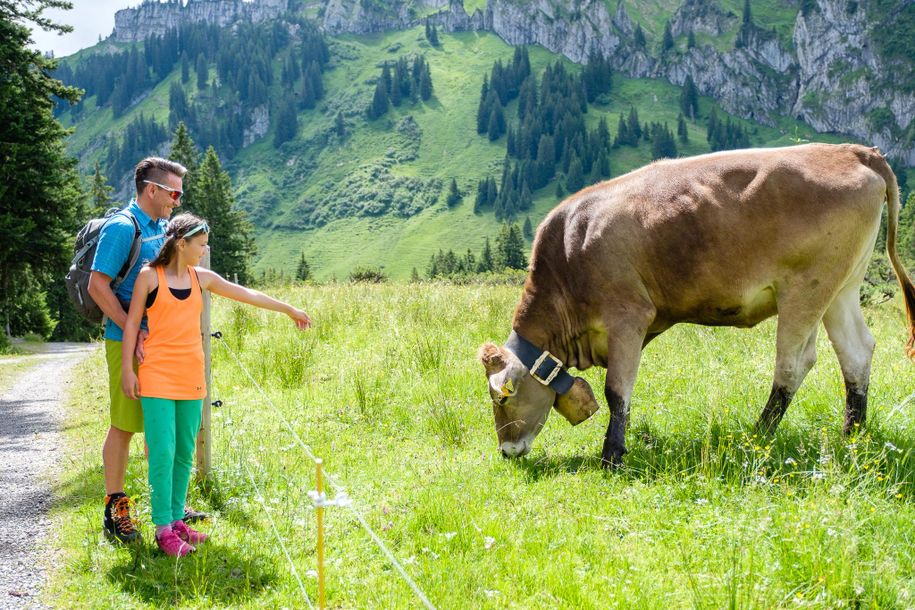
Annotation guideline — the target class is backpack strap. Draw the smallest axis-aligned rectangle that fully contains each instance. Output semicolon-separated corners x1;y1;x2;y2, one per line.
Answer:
111;211;142;290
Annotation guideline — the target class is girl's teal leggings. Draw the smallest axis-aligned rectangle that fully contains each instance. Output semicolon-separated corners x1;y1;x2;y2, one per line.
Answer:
141;397;204;526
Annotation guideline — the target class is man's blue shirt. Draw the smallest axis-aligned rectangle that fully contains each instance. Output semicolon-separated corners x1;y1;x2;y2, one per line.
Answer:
90;200;167;341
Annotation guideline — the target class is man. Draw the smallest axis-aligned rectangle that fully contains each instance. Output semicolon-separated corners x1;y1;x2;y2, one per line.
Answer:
89;157;205;543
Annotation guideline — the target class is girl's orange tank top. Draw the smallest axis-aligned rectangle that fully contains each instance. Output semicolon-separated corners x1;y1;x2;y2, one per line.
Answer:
138;265;206;400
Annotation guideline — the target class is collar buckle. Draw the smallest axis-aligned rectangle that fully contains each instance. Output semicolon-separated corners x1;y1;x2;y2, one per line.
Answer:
530;350;563;386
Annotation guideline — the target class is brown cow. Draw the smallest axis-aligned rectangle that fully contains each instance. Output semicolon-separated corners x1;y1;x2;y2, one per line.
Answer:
479;143;915;467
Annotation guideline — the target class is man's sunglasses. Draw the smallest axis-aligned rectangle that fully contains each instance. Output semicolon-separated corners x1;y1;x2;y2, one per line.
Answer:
143;179;183;201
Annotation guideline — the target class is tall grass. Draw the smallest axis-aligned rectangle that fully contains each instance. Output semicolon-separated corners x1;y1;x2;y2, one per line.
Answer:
46;283;915;608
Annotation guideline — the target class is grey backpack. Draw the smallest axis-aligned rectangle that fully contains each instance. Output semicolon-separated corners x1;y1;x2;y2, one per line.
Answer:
65;208;142;323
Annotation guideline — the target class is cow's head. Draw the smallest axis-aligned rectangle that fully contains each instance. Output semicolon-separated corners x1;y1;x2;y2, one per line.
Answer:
478;342;600;458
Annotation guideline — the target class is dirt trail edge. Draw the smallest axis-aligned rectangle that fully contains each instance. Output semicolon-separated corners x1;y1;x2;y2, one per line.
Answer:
0;343;98;609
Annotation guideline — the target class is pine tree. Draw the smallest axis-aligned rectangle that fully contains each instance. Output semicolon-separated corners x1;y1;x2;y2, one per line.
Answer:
651;122;678;160
523;216;533;240
496;223;527;270
477;237;495;272
687;31;696;49
707;108;720;146
389;66;402;106
446;177;462;207
168;121;201;215
614;113;629;147
680;74;699;120
426;21;440;46
295;252;311;281
368;77;389;119
89;160;113;217
566;155;585;192
597;149;611;178
195;53;208;89
628;106;642;142
1;1;83;338
335;111;346;138
419;61;433;101
737;0;753;48
677;112;689;143
474;179;486;213
662;21;674;54
633;24;646;48
273;99;298;147
476;76;490;133
582;49;612;102
487;105;505;141
381;61;392;97
195;147;257;284
597;116;611;149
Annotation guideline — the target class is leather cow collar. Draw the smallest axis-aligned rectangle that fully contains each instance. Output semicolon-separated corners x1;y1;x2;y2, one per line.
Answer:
504;330;575;395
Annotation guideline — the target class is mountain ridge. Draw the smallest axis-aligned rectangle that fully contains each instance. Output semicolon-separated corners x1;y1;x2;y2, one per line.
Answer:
107;0;915;165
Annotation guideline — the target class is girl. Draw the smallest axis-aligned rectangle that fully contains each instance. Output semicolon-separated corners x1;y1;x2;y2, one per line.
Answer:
122;213;310;557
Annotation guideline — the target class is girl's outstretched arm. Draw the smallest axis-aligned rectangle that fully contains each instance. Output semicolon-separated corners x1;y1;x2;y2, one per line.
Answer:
121;267;155;399
196;267;311;330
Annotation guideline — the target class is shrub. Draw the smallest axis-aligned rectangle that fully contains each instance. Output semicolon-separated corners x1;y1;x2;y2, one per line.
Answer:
349;266;387;283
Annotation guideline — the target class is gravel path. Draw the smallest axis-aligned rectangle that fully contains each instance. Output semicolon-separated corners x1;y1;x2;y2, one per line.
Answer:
0;343;98;609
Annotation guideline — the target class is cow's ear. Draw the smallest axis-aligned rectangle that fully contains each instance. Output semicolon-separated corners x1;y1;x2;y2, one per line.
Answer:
478;342;506;374
553;377;600;425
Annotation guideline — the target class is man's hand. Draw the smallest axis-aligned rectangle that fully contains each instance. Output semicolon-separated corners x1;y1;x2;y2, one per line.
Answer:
135;329;148;363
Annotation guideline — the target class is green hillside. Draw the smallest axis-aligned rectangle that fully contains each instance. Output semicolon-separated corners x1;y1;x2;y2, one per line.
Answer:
56;18;902;281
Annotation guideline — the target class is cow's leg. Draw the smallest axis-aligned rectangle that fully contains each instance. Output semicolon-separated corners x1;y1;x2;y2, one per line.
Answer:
823;286;876;435
601;323;648;468
755;317;820;435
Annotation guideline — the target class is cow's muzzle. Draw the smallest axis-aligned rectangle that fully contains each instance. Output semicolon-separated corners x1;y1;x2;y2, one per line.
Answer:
500;439;530;458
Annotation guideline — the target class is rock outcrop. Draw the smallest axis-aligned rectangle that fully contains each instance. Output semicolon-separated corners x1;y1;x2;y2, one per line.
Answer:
323;0;914;164
113;0;289;42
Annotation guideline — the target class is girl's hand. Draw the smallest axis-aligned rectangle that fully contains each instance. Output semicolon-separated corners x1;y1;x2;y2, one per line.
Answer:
122;369;140;400
288;307;311;330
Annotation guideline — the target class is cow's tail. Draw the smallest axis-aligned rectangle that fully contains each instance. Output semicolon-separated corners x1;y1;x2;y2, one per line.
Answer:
866;147;915;359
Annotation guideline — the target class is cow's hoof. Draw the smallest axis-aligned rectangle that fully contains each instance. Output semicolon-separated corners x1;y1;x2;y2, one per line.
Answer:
600;452;624;469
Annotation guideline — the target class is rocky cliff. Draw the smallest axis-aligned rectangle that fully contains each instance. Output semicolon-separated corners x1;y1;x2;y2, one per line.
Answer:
112;0;289;42
110;0;914;164
323;0;914;165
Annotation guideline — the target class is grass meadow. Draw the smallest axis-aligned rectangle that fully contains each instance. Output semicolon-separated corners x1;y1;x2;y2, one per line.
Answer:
45;283;915;608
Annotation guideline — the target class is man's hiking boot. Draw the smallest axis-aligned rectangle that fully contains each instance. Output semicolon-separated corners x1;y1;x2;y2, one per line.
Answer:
103;494;141;544
183;505;209;523
155;527;194;557
172;520;208;545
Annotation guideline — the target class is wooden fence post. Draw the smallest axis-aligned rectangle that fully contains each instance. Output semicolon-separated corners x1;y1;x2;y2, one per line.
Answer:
197;250;212;480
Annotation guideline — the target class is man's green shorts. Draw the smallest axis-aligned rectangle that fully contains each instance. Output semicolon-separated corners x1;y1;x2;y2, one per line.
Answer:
105;340;143;433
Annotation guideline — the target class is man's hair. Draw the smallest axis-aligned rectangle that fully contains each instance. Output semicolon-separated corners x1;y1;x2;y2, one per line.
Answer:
134;157;187;195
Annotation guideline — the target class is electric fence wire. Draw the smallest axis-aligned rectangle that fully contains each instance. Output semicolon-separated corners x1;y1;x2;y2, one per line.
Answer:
214;335;437;610
209;345;315;609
